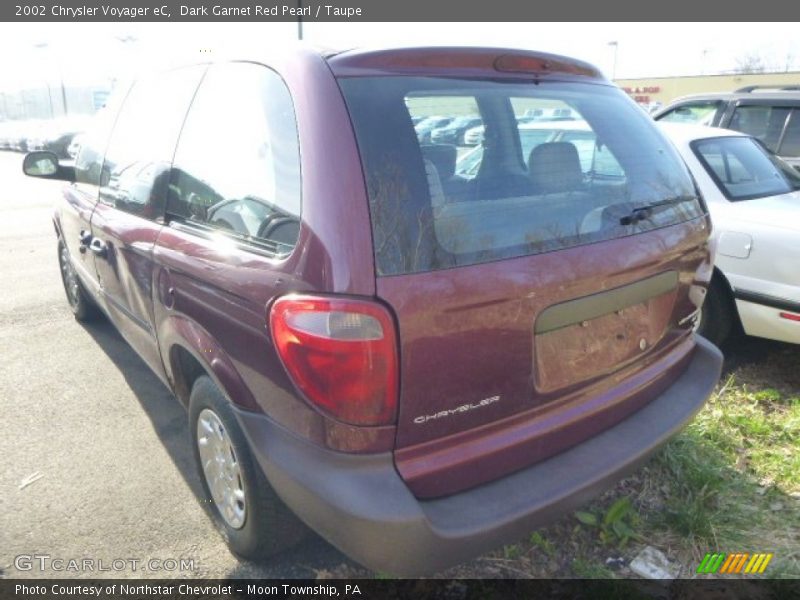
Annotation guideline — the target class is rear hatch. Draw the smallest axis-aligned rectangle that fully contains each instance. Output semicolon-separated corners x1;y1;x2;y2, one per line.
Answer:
333;48;711;498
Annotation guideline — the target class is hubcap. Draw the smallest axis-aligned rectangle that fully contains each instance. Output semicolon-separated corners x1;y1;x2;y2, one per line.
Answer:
59;245;80;307
197;409;246;529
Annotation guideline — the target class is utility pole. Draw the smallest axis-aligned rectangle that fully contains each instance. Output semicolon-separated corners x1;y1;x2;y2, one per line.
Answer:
297;0;303;40
59;79;68;116
34;42;68;116
45;83;54;118
608;41;619;80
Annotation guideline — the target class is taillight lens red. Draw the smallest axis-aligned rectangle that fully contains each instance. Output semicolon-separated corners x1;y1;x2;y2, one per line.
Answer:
269;295;399;426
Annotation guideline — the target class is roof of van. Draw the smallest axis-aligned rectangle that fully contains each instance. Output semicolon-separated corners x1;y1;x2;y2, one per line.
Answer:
137;45;607;87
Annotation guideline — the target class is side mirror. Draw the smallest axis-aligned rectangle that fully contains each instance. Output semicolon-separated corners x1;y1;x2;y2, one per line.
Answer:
22;151;75;182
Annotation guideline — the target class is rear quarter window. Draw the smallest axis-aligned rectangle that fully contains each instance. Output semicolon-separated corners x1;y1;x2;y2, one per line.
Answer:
167;62;302;256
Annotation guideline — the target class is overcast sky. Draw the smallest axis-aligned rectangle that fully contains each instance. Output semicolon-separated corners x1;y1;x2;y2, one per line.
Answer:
1;22;799;90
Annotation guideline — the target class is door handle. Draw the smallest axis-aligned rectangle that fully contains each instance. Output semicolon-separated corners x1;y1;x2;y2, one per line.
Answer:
89;238;108;258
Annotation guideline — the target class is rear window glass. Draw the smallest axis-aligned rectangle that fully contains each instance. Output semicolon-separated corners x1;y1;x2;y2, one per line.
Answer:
692;136;800;201
339;77;704;276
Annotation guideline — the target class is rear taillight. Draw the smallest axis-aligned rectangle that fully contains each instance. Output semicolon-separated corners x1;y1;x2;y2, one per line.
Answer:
269;295;398;426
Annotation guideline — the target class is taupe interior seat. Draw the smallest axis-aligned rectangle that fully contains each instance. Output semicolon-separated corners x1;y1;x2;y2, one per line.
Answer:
528;141;583;193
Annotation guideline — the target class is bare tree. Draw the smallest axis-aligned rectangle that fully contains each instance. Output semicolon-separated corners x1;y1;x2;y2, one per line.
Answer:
734;52;767;74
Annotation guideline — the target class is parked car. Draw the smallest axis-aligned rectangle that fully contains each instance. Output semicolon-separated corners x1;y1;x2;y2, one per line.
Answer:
430;116;482;145
23;120;48;153
455;120;624;181
653;87;800;170
23;47;722;576
67;132;86;159
463;116;538;146
414;115;453;143
462;124;485;146
6;119;40;152
8;120;30;152
660;123;800;346
40;116;91;159
22;119;60;153
0;120;16;150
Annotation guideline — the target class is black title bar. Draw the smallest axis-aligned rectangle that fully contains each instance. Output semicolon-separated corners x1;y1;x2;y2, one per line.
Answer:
3;0;800;21
3;578;799;600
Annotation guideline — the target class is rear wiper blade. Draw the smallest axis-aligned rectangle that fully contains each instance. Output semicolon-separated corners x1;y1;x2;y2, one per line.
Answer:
619;196;693;225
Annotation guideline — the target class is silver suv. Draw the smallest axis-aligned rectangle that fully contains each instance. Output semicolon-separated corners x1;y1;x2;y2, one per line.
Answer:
653;86;800;170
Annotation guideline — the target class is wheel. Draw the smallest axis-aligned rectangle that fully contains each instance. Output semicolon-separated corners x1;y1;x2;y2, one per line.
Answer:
58;240;99;321
696;277;733;348
189;376;307;559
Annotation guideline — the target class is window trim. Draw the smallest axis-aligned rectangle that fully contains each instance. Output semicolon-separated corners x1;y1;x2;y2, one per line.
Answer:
167;217;296;261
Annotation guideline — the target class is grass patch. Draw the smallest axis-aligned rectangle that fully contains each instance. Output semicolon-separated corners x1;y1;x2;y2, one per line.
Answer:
529;532;557;558
639;372;800;578
571;558;615;578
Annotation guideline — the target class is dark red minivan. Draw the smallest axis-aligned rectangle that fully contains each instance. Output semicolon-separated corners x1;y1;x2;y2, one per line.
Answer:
24;46;723;576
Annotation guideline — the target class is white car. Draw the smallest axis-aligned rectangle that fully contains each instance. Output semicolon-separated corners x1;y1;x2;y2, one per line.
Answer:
660;123;800;346
462;124;484;146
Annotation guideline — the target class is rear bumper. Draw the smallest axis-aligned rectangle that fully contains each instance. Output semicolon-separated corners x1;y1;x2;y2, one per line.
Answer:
235;335;722;576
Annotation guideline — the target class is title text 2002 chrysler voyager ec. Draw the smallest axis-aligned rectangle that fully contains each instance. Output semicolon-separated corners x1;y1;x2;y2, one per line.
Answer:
24;46;723;576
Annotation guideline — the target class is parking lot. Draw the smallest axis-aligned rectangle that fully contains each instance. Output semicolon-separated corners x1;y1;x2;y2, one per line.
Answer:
0;151;360;579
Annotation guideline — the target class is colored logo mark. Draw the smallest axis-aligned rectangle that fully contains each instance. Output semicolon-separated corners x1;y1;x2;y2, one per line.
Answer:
697;552;773;574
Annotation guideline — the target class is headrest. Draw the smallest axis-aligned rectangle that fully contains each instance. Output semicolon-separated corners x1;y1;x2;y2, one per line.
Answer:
528;141;583;193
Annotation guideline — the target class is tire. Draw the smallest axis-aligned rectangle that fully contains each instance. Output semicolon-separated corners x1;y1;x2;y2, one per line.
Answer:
58;240;99;322
696;277;733;348
189;376;308;560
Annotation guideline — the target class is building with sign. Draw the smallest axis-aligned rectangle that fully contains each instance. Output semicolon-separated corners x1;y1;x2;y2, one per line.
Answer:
615;71;800;111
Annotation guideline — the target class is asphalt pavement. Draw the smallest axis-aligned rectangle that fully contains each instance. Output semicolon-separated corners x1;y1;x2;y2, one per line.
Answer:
0;151;355;579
